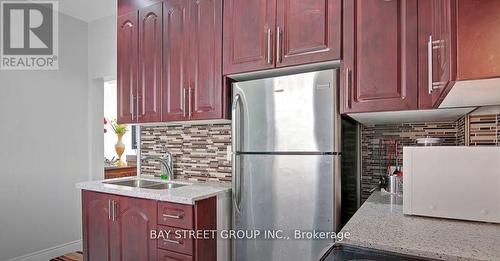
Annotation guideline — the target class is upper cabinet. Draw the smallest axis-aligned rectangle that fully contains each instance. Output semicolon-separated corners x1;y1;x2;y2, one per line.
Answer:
421;0;500;108
223;0;341;75
117;11;138;124
276;0;341;67
138;3;163;123
341;0;418;114
117;0;225;124
223;0;276;75
189;0;224;120
456;0;500;81
162;0;191;122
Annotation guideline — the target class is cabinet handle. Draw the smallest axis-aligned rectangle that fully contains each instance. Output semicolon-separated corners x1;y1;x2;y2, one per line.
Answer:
345;68;352;109
162;213;183;219
276;26;282;64
163;238;181;245
266;28;272;64
112;201;118;221
182;87;187;117
108;200;112;220
428;36;445;93
188;88;193;117
428;35;434;94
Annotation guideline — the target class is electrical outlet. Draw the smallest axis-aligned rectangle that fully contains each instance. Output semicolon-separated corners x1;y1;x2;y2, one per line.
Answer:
226;145;232;161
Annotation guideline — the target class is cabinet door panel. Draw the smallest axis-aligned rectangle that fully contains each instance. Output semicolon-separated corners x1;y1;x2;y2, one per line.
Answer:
111;196;157;261
342;0;418;113
430;0;456;106
457;0;500;80
223;0;276;74
190;0;223;120
138;3;163;123
163;0;191;121
117;12;139;124
276;0;341;67
82;191;112;261
418;0;433;109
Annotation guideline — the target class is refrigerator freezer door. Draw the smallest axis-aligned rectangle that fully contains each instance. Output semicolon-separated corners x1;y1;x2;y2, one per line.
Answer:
232;70;337;153
233;154;336;261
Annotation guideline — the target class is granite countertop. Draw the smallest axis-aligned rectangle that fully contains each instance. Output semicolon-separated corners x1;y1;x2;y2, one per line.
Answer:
340;191;500;261
76;177;231;205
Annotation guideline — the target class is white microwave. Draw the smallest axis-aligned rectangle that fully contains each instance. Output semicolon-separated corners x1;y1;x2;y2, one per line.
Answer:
403;147;500;223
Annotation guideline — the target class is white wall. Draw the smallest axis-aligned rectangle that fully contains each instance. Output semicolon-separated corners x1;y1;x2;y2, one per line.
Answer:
87;14;117;181
0;13;89;260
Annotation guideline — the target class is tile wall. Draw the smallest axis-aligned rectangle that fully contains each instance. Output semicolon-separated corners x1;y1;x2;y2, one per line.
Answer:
140;124;232;182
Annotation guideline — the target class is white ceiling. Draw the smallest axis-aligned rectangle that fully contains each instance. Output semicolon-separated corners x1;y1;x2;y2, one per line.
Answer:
58;0;117;22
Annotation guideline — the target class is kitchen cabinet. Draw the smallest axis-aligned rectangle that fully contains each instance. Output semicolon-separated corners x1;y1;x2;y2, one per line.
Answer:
222;0;276;75
162;0;191;121
82;190;217;261
117;3;162;124
117;11;139;124
341;0;418;113
420;0;500;108
138;2;163;123
456;0;500;81
82;191;157;261
223;0;341;75
189;0;224;120
82;191;113;261
110;194;158;261
276;0;341;68
118;0;225;124
164;0;224;121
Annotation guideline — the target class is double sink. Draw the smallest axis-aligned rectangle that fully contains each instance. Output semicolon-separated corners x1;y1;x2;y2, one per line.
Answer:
104;179;188;190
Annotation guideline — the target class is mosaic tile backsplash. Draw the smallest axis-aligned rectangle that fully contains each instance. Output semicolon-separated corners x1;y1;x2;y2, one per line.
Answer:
360;112;500;201
469;113;500;146
360;121;461;201
141;124;232;183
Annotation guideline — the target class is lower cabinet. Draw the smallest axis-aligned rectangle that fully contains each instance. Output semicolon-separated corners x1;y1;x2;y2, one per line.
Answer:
158;249;193;261
82;190;216;261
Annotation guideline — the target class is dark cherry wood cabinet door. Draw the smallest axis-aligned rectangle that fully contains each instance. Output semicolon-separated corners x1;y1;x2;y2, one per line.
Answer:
110;196;157;261
82;191;113;261
341;0;418;113
117;11;139;124
163;0;190;121
276;0;341;68
417;0;433;109
193;197;217;261
223;0;276;75
138;3;163;123
189;0;223;120
430;0;457;106
457;0;500;80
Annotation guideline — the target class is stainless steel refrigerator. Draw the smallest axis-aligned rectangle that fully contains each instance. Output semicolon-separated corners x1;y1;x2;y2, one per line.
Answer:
231;69;341;261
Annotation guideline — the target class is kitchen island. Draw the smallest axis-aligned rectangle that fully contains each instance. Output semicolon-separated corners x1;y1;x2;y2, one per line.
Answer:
76;177;231;261
339;191;500;261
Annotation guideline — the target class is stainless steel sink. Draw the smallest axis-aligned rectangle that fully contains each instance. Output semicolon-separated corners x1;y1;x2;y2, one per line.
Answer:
104;179;187;190
146;183;186;190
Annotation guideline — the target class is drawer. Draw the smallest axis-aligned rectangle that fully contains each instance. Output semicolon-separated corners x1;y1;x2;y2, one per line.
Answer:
157;249;193;261
157;225;194;256
158;202;193;229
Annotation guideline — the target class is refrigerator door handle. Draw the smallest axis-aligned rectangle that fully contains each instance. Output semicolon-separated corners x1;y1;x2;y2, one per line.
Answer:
232;94;242;213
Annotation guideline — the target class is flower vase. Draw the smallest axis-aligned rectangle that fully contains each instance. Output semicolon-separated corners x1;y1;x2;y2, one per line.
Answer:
115;133;126;167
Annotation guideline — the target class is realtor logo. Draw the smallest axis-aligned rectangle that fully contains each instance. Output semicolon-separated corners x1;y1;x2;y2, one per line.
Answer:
1;1;58;70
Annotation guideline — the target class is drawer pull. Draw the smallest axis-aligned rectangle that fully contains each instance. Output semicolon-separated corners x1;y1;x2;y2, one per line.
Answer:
163;213;184;219
163;238;182;245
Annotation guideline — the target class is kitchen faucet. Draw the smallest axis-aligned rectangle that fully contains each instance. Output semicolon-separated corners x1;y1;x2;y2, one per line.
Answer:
141;152;174;180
